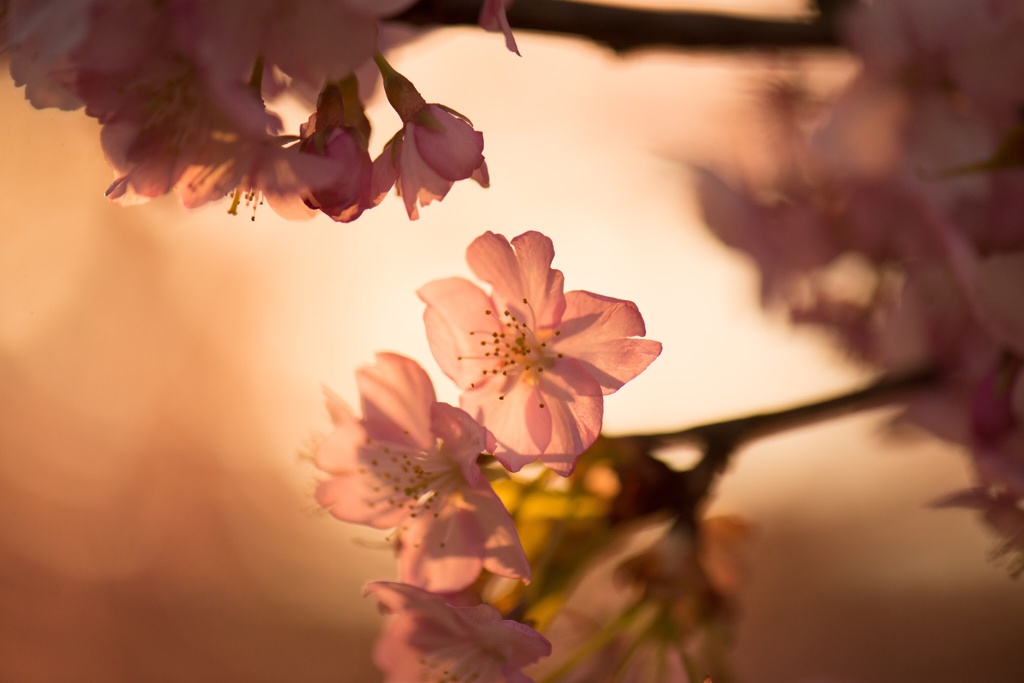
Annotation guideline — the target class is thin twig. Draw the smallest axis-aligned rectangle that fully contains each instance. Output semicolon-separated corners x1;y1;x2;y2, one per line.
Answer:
651;365;940;451
610;366;940;529
392;0;843;53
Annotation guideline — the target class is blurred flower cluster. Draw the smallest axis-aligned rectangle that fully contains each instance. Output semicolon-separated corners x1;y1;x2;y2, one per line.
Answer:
314;231;663;681
1;0;514;220
697;0;1024;572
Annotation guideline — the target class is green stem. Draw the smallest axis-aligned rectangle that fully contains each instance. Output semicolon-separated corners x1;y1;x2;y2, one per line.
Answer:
539;601;647;683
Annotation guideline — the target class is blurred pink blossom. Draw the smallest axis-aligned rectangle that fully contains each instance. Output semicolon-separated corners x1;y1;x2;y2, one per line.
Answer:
4;0;506;219
698;0;1024;564
365;581;551;683
419;231;662;476
315;353;529;593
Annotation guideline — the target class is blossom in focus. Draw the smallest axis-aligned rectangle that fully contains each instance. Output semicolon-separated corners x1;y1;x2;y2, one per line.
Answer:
315;352;529;593
365;581;552;683
419;231;662;476
372;56;490;220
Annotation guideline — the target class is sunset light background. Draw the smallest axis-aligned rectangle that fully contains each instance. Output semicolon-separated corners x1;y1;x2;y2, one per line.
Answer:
2;1;1023;681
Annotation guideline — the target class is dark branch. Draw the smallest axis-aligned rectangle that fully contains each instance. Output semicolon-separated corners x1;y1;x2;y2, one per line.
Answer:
610;366;940;530
393;0;844;53
653;365;940;452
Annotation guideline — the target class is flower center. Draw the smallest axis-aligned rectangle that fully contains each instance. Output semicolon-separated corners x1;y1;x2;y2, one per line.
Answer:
360;441;460;522
458;297;564;406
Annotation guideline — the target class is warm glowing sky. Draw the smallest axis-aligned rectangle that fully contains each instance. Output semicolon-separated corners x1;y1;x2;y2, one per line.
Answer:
2;2;1024;682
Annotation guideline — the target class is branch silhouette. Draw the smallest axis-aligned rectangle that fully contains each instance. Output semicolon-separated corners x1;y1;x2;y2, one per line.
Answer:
394;0;845;52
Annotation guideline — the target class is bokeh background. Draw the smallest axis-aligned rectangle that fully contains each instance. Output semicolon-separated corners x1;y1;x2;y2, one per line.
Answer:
2;1;1023;681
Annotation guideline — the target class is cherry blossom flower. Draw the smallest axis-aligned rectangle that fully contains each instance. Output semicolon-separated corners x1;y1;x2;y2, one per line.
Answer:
297;79;375;222
419;231;662;476
372;56;490;220
299;122;373;222
92;58;341;218
5;0;499;219
315;352;529;593
365;581;551;683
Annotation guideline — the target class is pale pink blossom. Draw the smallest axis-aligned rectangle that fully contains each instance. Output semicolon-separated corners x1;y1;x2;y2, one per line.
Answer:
365;581;551;683
419;231;662;476
373;57;489;219
315;353;529;593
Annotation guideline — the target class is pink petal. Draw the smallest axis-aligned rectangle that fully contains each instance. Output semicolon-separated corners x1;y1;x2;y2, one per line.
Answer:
418;277;503;389
479;0;520;55
176;147;242;208
462;378;546;468
315;438;409;529
370;613;427;682
370;136;400;205
462;487;531;582
413;105;485;181
365;581;550;679
462;609;552;670
357;352;437;450
399;512;485;593
313;415;365;473
262;5;378;87
398;124;456;219
322;385;354;427
460;358;603;474
554;290;663;395
537;358;604;476
429;403;492;478
471;160;490;188
466;231;566;329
